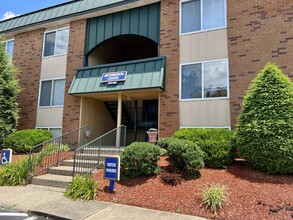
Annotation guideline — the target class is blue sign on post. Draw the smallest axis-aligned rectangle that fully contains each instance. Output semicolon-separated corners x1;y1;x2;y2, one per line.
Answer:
104;156;120;193
1;149;12;165
101;71;127;85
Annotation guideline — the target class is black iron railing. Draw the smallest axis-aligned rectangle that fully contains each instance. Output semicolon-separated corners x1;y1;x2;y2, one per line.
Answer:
72;125;126;176
26;125;92;184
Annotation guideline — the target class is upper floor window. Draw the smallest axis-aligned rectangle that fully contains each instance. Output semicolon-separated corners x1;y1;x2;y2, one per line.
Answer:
3;39;14;58
181;0;226;34
181;59;229;100
43;28;69;57
39;78;65;107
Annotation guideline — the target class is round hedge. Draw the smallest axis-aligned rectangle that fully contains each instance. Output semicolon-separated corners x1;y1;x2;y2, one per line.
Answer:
236;63;293;174
120;142;161;179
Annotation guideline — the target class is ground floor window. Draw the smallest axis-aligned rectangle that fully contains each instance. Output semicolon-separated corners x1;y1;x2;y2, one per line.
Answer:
36;127;62;138
181;59;229;100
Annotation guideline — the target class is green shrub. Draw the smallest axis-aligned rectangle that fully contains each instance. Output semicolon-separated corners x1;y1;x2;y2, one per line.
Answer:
40;143;70;156
65;174;97;201
167;139;204;177
201;183;228;217
157;137;175;149
120;142;161;179
3;129;53;154
236;63;293;174
173;128;235;168
0;38;21;146
0;159;29;186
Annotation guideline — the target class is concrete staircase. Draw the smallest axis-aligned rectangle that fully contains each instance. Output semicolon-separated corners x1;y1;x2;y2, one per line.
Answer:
31;147;123;189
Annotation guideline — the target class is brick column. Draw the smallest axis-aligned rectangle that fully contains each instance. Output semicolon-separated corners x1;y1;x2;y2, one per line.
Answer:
159;0;180;137
227;0;293;129
62;19;87;133
14;29;44;130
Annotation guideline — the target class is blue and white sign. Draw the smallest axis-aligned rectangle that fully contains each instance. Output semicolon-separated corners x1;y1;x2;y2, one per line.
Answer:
1;149;12;165
104;156;120;181
101;71;127;85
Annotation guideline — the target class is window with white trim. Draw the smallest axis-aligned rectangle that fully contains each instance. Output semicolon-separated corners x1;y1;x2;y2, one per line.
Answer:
181;60;228;100
3;39;14;58
43;28;69;57
181;0;226;34
39;79;65;107
37;127;62;138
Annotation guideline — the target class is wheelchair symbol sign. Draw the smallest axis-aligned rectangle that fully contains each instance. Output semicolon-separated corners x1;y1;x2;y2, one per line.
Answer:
1;149;12;165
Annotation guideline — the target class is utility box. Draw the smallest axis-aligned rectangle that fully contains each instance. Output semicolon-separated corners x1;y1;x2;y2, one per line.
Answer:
147;128;158;144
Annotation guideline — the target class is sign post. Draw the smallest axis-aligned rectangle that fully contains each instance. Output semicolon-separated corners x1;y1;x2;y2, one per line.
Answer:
1;149;12;165
104;156;120;193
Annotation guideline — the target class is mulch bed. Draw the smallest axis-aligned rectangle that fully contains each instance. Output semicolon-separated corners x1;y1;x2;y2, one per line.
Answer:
94;156;293;220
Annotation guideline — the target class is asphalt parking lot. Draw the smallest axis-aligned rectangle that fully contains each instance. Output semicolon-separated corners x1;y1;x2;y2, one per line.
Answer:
0;208;51;220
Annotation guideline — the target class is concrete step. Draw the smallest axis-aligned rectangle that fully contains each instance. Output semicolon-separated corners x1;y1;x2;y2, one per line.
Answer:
75;154;119;161
49;165;97;176
48;166;74;176
31;174;72;189
81;147;124;155
62;159;103;168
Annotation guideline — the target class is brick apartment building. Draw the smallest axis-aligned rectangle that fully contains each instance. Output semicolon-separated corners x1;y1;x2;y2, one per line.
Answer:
0;0;292;143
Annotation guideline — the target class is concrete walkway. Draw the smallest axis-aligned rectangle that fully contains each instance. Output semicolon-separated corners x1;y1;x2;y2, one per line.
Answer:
0;185;206;220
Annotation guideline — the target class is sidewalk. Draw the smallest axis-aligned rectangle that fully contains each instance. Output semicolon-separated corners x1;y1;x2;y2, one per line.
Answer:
0;185;206;220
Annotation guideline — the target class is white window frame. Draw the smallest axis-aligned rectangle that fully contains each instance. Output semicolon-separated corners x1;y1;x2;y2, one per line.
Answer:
38;77;66;108
36;126;63;138
180;126;232;130
42;27;69;58
180;0;227;35
3;39;14;58
180;59;230;101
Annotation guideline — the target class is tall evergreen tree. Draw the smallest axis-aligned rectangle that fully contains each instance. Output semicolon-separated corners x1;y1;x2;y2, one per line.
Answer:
236;63;293;174
0;38;20;147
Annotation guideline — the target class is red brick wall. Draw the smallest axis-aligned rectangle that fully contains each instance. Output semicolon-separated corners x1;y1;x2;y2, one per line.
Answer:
13;29;44;130
159;0;180;137
227;0;293;129
62;19;86;133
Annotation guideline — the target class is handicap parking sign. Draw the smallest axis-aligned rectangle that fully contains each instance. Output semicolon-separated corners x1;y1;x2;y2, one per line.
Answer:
1;149;12;165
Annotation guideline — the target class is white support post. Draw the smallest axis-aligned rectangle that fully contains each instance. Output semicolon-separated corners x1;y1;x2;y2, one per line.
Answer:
116;93;122;147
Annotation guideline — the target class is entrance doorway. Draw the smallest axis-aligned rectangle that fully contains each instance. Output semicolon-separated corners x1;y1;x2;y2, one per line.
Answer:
104;99;158;144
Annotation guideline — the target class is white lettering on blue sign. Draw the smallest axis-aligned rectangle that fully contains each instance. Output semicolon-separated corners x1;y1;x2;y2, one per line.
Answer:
107;163;117;167
106;168;117;173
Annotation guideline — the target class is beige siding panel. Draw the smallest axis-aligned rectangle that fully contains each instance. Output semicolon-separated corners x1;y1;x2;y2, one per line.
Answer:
80;97;116;138
36;107;64;127
180;99;230;127
180;29;228;63
40;55;67;79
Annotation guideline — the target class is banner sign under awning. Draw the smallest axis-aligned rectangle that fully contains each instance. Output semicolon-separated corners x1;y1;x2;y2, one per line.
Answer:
101;71;127;85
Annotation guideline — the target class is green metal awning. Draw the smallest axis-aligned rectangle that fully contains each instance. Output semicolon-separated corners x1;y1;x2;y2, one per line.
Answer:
69;57;166;95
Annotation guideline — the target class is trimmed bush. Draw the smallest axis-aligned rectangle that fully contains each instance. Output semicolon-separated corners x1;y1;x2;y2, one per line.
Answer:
120;142;161;179
3;129;53;154
236;63;293;174
0;159;28;186
157;137;175;149
65;174;97;201
173;128;235;168
167;139;204;177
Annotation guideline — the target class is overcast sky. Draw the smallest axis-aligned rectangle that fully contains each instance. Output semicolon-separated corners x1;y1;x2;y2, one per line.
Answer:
0;0;70;21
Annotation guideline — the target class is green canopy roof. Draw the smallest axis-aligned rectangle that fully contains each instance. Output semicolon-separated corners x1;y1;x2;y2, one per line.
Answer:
69;57;166;95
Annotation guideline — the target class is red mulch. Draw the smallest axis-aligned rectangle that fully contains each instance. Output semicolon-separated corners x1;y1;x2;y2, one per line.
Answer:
94;156;293;220
12;154;28;162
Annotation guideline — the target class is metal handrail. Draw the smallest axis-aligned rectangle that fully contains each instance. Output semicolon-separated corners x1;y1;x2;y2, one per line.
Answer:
26;125;92;184
72;125;126;177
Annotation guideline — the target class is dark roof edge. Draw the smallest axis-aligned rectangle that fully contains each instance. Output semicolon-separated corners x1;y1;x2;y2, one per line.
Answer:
0;0;138;34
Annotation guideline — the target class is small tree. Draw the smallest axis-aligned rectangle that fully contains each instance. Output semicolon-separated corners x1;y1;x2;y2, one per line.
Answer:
0;38;20;147
236;63;293;174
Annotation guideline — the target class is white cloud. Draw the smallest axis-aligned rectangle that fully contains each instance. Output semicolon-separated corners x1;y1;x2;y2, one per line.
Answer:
1;11;18;21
